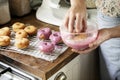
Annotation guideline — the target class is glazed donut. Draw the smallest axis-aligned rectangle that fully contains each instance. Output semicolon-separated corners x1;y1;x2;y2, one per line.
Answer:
0;36;10;46
37;28;52;40
39;41;55;54
0;27;11;36
15;30;28;39
14;38;29;49
49;31;62;45
12;22;26;32
24;25;37;35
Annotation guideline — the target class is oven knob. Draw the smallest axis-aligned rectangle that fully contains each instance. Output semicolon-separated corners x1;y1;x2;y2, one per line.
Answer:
54;72;67;80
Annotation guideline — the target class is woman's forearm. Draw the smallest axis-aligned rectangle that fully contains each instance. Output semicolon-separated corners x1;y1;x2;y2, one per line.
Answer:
70;0;86;7
108;25;120;38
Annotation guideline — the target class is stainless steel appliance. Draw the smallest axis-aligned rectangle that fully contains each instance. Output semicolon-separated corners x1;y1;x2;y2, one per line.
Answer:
0;61;38;80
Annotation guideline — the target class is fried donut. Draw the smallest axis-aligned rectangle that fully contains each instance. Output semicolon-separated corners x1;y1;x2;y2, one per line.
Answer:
0;27;11;36
24;25;37;35
37;28;52;40
12;22;26;32
39;41;55;54
14;38;29;49
49;31;62;45
15;30;28;39
0;36;10;46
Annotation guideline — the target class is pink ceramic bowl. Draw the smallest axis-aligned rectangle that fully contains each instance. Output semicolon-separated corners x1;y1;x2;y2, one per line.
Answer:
60;22;98;50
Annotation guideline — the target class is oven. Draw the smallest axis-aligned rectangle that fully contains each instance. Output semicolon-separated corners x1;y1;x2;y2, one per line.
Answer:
0;61;39;80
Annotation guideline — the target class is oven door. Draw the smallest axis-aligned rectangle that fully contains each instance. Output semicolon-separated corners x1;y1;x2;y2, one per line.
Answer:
0;61;38;80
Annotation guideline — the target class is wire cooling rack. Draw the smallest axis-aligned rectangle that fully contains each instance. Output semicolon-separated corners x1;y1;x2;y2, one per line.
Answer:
0;29;68;62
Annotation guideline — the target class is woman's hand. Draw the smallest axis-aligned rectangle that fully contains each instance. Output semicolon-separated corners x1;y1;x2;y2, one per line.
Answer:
72;28;111;54
63;0;87;33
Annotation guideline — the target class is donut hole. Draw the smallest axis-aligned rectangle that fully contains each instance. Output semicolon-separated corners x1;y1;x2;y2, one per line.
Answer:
41;30;45;32
27;27;30;29
18;32;22;34
53;33;58;37
16;23;20;25
44;42;47;45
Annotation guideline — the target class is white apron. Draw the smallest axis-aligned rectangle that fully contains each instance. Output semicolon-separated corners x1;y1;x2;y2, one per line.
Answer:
97;12;120;80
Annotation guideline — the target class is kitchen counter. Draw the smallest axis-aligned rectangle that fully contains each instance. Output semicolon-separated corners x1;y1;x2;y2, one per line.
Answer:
0;11;78;80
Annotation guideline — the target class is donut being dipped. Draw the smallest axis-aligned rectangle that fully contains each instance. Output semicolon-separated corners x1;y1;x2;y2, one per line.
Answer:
12;22;26;32
15;30;28;39
39;41;55;54
37;28;52;40
0;36;10;46
49;31;62;45
14;38;29;49
24;25;37;35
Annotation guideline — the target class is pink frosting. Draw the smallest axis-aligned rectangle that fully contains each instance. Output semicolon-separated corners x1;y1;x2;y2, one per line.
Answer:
39;41;55;54
61;31;98;50
49;32;62;45
37;28;52;40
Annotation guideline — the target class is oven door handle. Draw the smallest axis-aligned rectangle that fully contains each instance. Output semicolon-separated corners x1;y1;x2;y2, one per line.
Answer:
0;67;12;76
0;62;38;80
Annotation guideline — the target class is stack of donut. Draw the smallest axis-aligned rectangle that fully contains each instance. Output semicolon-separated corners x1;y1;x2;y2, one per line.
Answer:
12;22;37;49
37;27;63;54
0;27;11;46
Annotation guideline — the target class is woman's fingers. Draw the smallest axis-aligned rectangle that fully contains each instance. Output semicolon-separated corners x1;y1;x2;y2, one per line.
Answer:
75;14;81;33
82;18;87;32
75;14;87;33
63;14;69;28
68;14;75;32
63;9;87;33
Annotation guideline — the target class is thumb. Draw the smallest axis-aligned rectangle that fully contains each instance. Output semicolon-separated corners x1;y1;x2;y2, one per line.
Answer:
89;41;97;48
